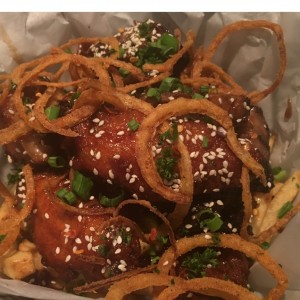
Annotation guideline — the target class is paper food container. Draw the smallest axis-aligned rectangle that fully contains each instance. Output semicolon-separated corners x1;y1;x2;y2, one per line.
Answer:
0;12;299;300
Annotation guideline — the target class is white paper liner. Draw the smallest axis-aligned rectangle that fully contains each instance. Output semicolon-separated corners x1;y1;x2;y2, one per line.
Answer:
0;12;299;300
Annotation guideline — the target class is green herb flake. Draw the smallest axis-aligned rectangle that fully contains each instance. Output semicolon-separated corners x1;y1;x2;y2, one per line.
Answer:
64;48;73;54
9;80;17;92
127;119;140;132
192;93;204;99
47;156;67;168
138;22;151;38
0;234;6;243
99;190;124;207
97;244;108;257
200;85;209;95
272;167;288;182
56;188;77;205
182;248;218;279
212;233;221;245
277;201;293;219
71;171;94;201
70;91;81;106
159;123;178;145
156;146;178;181
260;241;270;250
202;136;209;148
146;87;161;101
196;209;223;232
156;234;169;245
45;105;61;120
119;68;130;77
7;165;22;186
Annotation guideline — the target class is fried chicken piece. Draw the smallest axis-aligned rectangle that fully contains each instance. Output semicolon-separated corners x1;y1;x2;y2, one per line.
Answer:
30;173;141;282
69;93;271;203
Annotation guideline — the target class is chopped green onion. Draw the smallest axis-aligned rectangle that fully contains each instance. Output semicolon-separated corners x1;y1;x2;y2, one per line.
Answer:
212;233;221;245
147;87;161;101
97;244;108;257
192;93;204;99
64;48;73;54
99;190;124;207
272;167;288;182
156;146;178;181
47;156;67;168
128;119;140;132
200;85;209;95
119;47;125;58
277;201;293;219
202;136;209;148
9;80;17;92
138;22;151;38
159;77;180;93
56;188;77;205
45;105;60;120
153;33;179;56
260;241;270;250
119;68;130;77
70;91;81;106
196;208;223;232
0;234;6;243
72;171;94;201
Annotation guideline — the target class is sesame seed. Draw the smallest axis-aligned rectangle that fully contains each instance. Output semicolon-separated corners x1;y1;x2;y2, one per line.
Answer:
228;223;233;229
115;248;121;254
118;264;127;272
117;236;122;244
117;131;125;136
205;234;212;240
75;238;82;244
108;169;114;179
163;260;169;266
217;200;224;206
96;151;101;160
78;215;83;222
139;186;144;192
232;228;238;233
113;154;120;159
107;179;113;185
185;224;193;229
93;168;99;175
65;255;71;262
44;213;49;219
55;247;60;254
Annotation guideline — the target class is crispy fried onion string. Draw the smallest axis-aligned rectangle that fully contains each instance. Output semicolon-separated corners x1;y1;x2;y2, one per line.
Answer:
157;234;288;300
136;98;266;204
105;273;185;300
0;165;35;255
0;120;31;145
156;277;261;300
194;20;286;104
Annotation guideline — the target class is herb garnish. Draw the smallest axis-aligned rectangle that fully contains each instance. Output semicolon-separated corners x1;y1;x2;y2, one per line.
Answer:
71;171;94;201
156;146;178;181
182;248;218;279
277;201;293;219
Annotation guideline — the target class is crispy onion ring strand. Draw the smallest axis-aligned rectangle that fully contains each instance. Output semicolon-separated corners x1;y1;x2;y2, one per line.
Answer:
157;234;288;300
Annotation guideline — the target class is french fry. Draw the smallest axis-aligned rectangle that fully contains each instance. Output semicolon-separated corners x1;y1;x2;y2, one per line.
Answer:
258;171;300;233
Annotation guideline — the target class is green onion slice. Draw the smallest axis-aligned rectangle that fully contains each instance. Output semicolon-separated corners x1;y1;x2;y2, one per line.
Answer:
72;171;94;201
99;190;124;207
128;119;140;132
277;201;293;219
56;188;77;205
47;156;67;168
45;105;60;120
